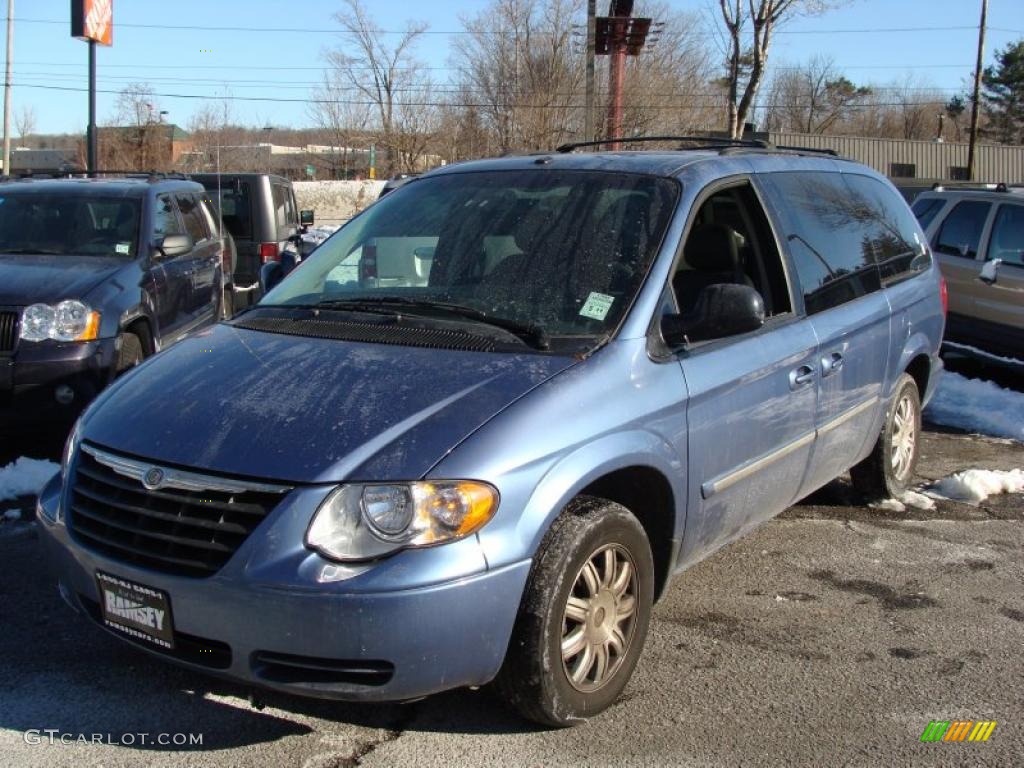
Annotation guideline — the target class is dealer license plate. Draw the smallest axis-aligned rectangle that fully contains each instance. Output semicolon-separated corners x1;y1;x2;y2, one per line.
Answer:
95;571;175;649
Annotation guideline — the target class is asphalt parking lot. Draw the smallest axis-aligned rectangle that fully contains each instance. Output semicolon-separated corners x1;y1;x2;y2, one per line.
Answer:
1;426;1021;767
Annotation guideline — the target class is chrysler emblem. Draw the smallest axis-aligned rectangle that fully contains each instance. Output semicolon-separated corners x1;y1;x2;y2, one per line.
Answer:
142;467;165;490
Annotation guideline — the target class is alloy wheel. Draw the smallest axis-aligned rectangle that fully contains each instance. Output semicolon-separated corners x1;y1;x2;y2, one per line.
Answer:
890;393;916;480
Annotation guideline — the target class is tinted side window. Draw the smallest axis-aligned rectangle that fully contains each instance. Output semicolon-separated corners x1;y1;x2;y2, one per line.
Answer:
153;195;184;238
989;204;1024;267
175;194;209;243
272;184;288;232
911;196;945;230
934;201;990;259
760;171;881;315
844;174;931;285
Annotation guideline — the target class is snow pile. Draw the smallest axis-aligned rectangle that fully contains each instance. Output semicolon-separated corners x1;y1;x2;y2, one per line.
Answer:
943;341;1024;368
0;457;60;502
924;371;1024;441
929;468;1024;504
301;224;340;247
869;489;937;513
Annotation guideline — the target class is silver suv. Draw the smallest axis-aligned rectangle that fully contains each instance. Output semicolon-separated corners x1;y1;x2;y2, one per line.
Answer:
912;184;1024;358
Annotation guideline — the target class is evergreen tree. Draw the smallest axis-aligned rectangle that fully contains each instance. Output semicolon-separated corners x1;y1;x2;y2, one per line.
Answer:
982;39;1024;144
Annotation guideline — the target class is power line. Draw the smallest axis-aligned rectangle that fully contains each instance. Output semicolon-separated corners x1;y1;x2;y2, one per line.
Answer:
10;81;964;111
4;16;1021;37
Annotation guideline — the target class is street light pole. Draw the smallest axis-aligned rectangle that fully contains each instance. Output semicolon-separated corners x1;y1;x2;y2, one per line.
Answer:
3;0;13;176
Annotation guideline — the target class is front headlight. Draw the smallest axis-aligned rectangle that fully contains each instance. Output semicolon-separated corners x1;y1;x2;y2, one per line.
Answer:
20;300;100;342
305;481;499;562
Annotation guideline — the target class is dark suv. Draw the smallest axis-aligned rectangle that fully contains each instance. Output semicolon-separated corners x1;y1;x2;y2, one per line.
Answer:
191;173;303;300
0;175;225;431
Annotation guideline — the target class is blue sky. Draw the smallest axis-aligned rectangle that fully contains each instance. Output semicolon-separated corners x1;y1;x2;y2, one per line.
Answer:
6;0;1024;135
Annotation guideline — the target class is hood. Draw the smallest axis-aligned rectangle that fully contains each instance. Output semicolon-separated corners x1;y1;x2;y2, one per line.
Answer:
0;254;128;306
82;323;576;484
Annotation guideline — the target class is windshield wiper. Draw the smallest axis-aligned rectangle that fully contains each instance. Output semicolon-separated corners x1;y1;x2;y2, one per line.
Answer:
0;248;66;255
314;297;550;350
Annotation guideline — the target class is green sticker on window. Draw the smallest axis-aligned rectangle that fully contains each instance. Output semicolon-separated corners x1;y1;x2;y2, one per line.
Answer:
579;292;614;321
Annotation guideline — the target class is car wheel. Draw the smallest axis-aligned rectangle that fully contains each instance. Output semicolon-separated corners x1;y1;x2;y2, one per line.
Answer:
851;373;922;500
495;495;653;727
116;332;144;374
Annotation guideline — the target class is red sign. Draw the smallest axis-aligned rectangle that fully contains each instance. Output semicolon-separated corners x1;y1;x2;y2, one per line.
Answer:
71;0;113;46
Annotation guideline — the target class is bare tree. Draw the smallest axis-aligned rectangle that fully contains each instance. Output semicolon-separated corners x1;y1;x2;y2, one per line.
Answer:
764;55;871;134
715;0;847;138
103;83;169;170
14;104;36;146
325;0;431;176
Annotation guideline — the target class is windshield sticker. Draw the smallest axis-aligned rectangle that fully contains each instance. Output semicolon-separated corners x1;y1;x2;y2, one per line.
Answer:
579;292;615;321
115;243;131;254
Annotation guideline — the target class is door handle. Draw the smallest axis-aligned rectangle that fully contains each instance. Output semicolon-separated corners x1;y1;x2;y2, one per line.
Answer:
789;364;816;390
821;352;844;377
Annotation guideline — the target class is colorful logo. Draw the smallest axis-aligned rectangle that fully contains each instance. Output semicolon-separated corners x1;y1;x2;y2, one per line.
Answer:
920;720;997;742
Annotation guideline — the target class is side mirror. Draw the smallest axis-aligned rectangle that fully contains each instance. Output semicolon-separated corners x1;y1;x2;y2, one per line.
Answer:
155;233;193;259
300;209;315;226
979;258;1002;286
662;283;765;346
259;261;284;295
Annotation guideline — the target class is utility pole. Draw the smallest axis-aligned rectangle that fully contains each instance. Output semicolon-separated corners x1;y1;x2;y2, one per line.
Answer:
595;1;656;151
584;0;596;141
967;0;987;181
3;0;13;177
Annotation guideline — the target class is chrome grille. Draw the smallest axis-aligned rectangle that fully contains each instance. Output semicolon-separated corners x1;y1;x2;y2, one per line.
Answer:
0;310;17;353
68;444;291;578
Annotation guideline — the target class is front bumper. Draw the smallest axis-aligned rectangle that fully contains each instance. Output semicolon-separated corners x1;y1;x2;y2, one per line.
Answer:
0;338;118;429
35;476;531;702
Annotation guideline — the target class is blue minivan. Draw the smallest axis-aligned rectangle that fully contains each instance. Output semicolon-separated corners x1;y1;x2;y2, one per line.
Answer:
37;140;944;726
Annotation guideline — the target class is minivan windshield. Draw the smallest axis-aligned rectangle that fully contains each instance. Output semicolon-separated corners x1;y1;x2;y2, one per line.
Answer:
261;170;678;338
0;192;141;257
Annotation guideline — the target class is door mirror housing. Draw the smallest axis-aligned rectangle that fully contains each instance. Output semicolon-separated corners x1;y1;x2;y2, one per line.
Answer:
155;233;193;259
979;258;1002;286
662;283;766;346
259;260;285;295
299;209;315;226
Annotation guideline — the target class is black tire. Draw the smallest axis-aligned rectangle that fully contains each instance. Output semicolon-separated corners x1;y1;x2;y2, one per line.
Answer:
116;331;144;374
495;496;654;727
850;373;922;499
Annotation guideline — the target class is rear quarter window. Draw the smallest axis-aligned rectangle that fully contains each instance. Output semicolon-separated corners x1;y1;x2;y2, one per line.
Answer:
911;196;945;230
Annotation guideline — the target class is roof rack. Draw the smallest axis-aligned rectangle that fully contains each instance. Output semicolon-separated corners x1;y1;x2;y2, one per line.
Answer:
1;169;193;183
773;144;839;157
555;136;771;153
930;181;1016;192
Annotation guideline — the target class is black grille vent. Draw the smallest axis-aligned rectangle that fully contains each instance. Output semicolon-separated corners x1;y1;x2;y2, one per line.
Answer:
0;310;17;353
68;447;289;578
252;651;394;686
233;314;496;352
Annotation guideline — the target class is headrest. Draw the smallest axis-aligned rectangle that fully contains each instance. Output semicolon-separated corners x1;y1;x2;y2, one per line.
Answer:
684;224;740;272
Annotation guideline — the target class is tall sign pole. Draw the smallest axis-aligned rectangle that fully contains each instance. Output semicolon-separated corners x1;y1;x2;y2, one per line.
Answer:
3;0;13;176
967;0;987;181
584;0;596;141
71;0;113;176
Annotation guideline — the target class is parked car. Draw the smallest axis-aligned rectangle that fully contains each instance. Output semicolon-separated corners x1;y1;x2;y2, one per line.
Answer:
191;173;312;305
38;142;944;726
0;175;226;432
911;183;1024;358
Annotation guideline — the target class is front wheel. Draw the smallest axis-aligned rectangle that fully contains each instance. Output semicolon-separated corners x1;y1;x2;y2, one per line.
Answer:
495;496;654;727
851;373;922;499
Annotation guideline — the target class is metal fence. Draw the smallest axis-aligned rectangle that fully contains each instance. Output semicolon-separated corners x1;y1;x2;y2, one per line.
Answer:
767;132;1024;183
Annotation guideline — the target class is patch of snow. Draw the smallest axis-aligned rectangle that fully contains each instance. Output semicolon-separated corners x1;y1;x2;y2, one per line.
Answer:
924;371;1024;441
943;340;1024;368
871;498;906;512
0;457;60;502
928;468;1024;504
3;509;20;520
901;490;937;511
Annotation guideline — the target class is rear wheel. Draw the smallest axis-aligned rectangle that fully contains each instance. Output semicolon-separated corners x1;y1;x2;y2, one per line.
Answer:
851;373;921;499
495;496;654;727
116;332;144;374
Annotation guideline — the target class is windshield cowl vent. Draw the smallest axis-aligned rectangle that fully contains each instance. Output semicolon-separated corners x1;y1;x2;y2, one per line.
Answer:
232;314;497;352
